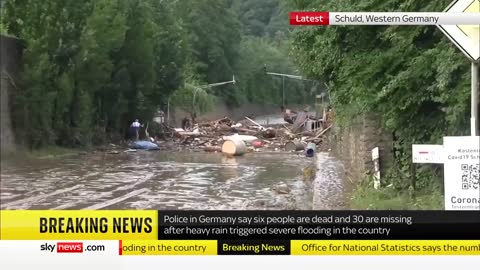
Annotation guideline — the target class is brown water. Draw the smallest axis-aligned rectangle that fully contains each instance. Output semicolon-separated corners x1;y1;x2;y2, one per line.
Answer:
1;113;347;210
0;151;326;210
313;152;349;210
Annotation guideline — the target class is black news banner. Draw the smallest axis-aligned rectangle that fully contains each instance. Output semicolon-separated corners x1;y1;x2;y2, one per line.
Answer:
158;211;480;241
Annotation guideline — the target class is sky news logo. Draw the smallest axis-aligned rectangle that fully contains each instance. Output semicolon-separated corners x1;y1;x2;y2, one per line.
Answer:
40;242;85;253
40;242;106;253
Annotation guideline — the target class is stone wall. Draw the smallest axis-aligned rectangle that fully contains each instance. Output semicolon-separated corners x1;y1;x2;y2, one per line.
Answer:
1;35;23;157
329;113;394;184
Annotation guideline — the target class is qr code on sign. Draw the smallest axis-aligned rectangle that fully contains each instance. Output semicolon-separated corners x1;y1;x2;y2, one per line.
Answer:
461;164;479;190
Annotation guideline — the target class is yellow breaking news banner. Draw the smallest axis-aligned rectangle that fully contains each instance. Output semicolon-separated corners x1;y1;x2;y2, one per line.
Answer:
121;240;217;255
291;240;480;255
0;210;157;240
1;210;479;256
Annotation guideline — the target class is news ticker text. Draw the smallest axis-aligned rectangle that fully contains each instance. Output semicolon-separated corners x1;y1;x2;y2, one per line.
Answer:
15;240;480;255
1;210;479;240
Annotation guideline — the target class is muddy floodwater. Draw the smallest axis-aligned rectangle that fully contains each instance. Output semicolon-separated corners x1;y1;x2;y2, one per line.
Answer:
0;115;347;210
0;150;347;210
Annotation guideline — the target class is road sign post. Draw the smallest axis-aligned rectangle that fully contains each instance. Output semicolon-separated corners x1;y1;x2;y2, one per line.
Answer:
371;147;381;189
438;0;480;136
409;1;480;210
472;61;479;136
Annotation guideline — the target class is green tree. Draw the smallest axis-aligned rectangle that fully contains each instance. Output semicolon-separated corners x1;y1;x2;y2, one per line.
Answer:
2;0;309;148
177;0;242;105
73;0;127;144
289;0;472;189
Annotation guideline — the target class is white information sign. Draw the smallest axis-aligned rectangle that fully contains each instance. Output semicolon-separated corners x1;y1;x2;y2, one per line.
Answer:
443;136;480;210
412;144;444;164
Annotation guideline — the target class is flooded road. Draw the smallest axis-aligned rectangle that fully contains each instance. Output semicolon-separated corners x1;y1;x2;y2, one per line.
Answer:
313;152;348;210
0;151;328;210
1;114;347;211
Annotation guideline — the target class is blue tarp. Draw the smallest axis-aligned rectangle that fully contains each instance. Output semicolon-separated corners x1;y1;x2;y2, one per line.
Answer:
131;140;160;151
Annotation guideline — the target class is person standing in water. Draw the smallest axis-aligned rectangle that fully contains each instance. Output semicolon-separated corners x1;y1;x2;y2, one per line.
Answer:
130;119;143;140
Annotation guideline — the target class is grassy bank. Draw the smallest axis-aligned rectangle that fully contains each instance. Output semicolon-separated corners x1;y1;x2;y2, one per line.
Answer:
350;177;444;210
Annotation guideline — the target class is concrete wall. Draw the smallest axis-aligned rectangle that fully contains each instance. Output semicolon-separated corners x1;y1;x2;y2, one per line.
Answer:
1;35;23;157
329;113;394;184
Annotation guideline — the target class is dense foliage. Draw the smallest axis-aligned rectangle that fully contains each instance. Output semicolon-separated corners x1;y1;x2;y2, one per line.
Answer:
288;0;475;190
2;0;313;148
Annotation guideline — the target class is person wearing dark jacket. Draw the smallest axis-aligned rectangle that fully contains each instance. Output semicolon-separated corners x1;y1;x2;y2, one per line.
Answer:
181;117;191;130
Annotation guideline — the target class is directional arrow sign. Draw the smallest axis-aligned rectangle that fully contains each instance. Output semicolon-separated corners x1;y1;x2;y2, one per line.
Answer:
438;0;480;62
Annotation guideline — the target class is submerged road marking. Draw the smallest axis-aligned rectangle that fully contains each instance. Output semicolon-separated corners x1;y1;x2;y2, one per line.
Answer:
51;173;154;210
83;188;149;210
114;173;154;191
2;185;84;209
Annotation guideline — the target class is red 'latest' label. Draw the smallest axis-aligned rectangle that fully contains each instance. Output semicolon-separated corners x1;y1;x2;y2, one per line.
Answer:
57;242;83;253
290;12;330;25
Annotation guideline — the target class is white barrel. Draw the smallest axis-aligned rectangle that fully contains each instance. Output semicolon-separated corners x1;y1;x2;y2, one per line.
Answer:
222;139;247;156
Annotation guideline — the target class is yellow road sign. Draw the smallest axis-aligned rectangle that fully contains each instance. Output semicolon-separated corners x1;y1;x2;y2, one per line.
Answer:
458;0;479;47
439;0;480;62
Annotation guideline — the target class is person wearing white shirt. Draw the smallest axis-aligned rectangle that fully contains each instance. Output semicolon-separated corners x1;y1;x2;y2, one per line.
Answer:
130;119;143;140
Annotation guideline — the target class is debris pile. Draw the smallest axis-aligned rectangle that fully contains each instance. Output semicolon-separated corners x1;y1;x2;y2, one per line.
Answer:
157;108;335;156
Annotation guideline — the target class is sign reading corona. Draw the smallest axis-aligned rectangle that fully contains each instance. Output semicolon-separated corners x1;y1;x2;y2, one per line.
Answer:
443;136;480;210
412;136;480;211
438;0;480;62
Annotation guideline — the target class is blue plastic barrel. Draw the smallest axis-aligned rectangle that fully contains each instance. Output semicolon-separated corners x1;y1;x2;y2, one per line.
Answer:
305;143;316;157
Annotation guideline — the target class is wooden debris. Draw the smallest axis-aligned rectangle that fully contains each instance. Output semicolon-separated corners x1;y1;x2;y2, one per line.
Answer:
262;128;276;139
301;131;315;137
305;124;332;142
285;141;305;152
177;131;203;137
161;108;334;153
245;117;266;130
203;146;222;152
233;127;258;135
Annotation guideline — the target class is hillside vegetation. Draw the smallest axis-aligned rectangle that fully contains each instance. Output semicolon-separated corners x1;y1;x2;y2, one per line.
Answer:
1;0;314;148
